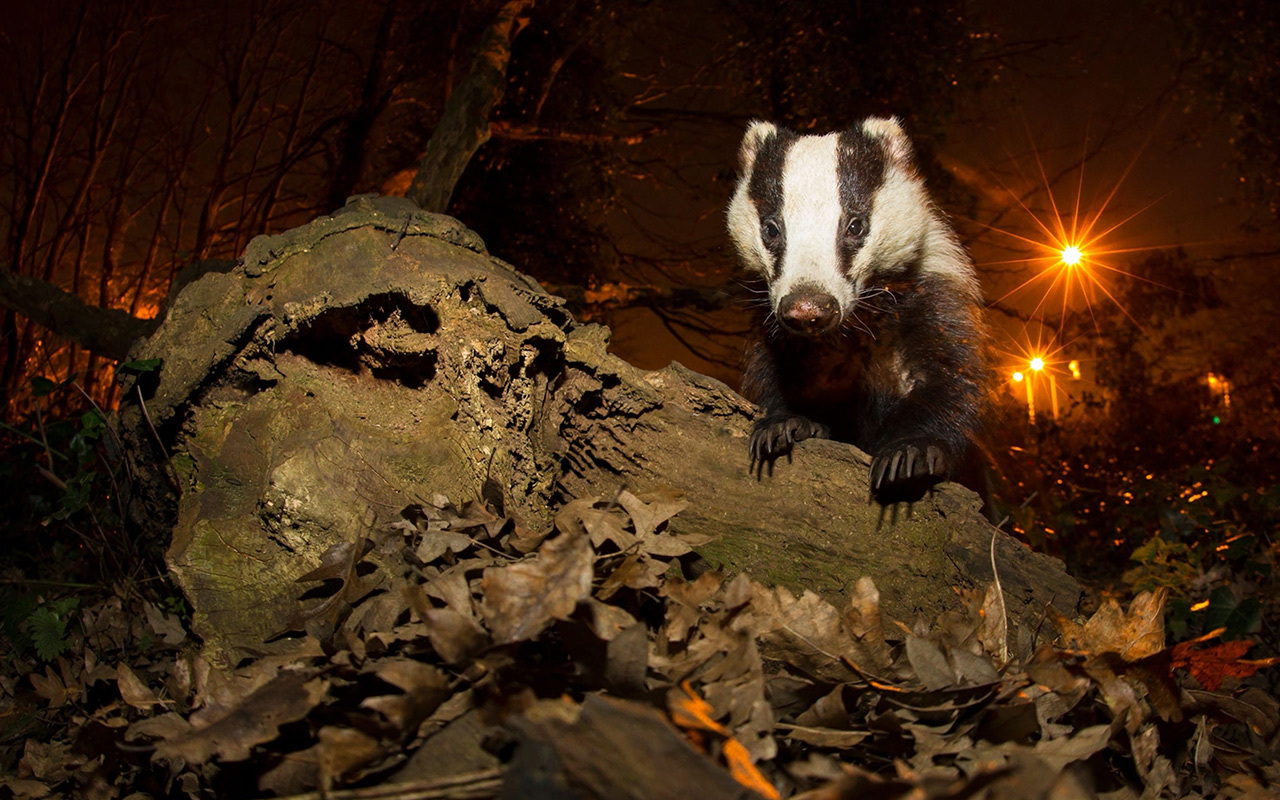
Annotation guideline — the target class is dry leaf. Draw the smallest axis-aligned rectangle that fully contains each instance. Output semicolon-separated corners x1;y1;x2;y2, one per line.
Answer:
747;585;863;683
556;496;636;550
317;726;384;787
480;529;593;644
599;552;668;600
1051;589;1166;661
616;487;688;539
153;669;329;764
116;662;163;710
843;577;893;671
415;530;475;563
29;665;75;708
905;635;956;691
423;608;489;664
1170;638;1280;691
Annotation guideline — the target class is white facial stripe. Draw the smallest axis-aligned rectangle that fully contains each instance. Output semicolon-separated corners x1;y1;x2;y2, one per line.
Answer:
776;134;854;309
852;166;928;278
854;165;976;290
727;177;774;275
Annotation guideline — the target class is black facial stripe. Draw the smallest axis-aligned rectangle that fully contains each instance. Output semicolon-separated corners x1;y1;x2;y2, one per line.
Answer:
837;128;887;274
747;128;797;276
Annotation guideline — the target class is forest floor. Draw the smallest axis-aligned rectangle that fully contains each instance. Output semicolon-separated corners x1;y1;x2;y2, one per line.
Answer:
2;488;1279;799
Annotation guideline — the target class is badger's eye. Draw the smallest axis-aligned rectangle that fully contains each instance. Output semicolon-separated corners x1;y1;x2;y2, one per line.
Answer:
762;218;781;242
845;216;867;239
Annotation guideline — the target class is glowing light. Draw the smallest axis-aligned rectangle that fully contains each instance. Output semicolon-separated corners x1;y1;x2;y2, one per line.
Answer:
1029;357;1045;372
1190;600;1210;612
972;129;1178;337
1068;360;1081;379
1012;371;1024;382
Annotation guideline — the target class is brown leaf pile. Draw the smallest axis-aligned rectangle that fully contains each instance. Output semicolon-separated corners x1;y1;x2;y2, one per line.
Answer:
2;488;1278;799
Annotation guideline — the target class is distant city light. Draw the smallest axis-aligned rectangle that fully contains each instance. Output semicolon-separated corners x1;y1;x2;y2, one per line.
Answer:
1012;371;1025;382
1068;359;1081;379
1060;245;1082;266
1029;357;1045;372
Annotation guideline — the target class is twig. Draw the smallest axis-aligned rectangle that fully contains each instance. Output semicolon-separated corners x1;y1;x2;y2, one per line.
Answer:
989;527;1009;666
136;384;181;494
273;769;503;800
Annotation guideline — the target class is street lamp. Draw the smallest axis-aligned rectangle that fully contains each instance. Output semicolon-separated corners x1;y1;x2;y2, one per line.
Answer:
1028;355;1058;420
1012;370;1034;423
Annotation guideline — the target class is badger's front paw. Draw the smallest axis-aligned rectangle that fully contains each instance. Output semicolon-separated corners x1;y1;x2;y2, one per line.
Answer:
870;441;948;490
749;413;830;464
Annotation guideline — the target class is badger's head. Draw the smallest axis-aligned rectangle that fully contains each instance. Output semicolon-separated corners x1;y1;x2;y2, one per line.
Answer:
727;117;949;336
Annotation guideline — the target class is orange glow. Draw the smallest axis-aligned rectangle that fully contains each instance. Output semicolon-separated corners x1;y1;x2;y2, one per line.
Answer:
1060;245;1082;266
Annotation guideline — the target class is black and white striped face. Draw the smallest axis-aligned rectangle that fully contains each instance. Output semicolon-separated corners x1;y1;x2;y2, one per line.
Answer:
728;118;941;336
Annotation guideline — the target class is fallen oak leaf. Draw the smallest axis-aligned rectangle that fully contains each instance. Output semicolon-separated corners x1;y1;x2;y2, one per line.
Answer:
1049;588;1166;661
116;662;164;710
480;528;593;644
415;530;476;563
556;495;636;550
151;669;329;764
1169;636;1280;692
598;552;668;600
272;538;381;639
616;487;688;539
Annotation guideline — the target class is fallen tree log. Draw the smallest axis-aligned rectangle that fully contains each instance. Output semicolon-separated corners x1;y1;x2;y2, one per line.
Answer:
118;195;1080;666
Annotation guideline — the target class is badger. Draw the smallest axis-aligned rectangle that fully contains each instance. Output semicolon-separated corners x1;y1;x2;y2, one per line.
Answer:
727;117;986;494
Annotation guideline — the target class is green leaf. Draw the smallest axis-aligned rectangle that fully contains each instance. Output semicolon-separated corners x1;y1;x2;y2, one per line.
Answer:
117;358;162;375
28;607;70;661
79;409;106;439
1203;587;1262;639
30;376;57;397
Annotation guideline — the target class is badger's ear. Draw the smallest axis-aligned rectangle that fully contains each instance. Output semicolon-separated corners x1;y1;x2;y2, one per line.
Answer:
862;116;914;165
739;120;778;172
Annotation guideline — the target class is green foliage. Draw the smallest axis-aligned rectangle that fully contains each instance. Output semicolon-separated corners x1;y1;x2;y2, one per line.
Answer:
117;358;162;375
1168;587;1263;643
1;590;81;663
1122;536;1198;594
27;598;80;661
0;375;134;584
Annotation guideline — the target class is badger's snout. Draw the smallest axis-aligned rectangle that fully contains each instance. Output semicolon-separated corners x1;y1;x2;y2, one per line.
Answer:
777;288;840;335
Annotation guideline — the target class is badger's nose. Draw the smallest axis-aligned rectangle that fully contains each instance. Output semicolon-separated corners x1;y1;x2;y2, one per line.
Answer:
778;290;840;335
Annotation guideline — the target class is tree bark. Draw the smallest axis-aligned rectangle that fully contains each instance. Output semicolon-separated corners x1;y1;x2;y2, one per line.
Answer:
116;197;1081;667
406;0;535;212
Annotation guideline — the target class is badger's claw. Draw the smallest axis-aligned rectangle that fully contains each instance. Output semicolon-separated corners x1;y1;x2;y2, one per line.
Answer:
870;442;948;490
749;413;830;465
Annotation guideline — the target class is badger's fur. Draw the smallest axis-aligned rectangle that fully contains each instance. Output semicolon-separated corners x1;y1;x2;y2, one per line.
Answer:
728;118;986;493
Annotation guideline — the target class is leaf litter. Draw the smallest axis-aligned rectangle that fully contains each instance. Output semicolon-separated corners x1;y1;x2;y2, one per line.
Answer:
2;488;1278;799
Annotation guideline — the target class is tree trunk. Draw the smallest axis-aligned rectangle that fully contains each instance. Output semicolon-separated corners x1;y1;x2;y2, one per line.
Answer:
406;0;534;212
116;197;1081;667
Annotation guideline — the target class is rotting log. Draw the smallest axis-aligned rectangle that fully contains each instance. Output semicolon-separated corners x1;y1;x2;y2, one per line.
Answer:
118;195;1080;666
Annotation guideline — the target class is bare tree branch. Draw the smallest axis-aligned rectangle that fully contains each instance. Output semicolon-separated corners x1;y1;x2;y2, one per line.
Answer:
406;0;535;212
